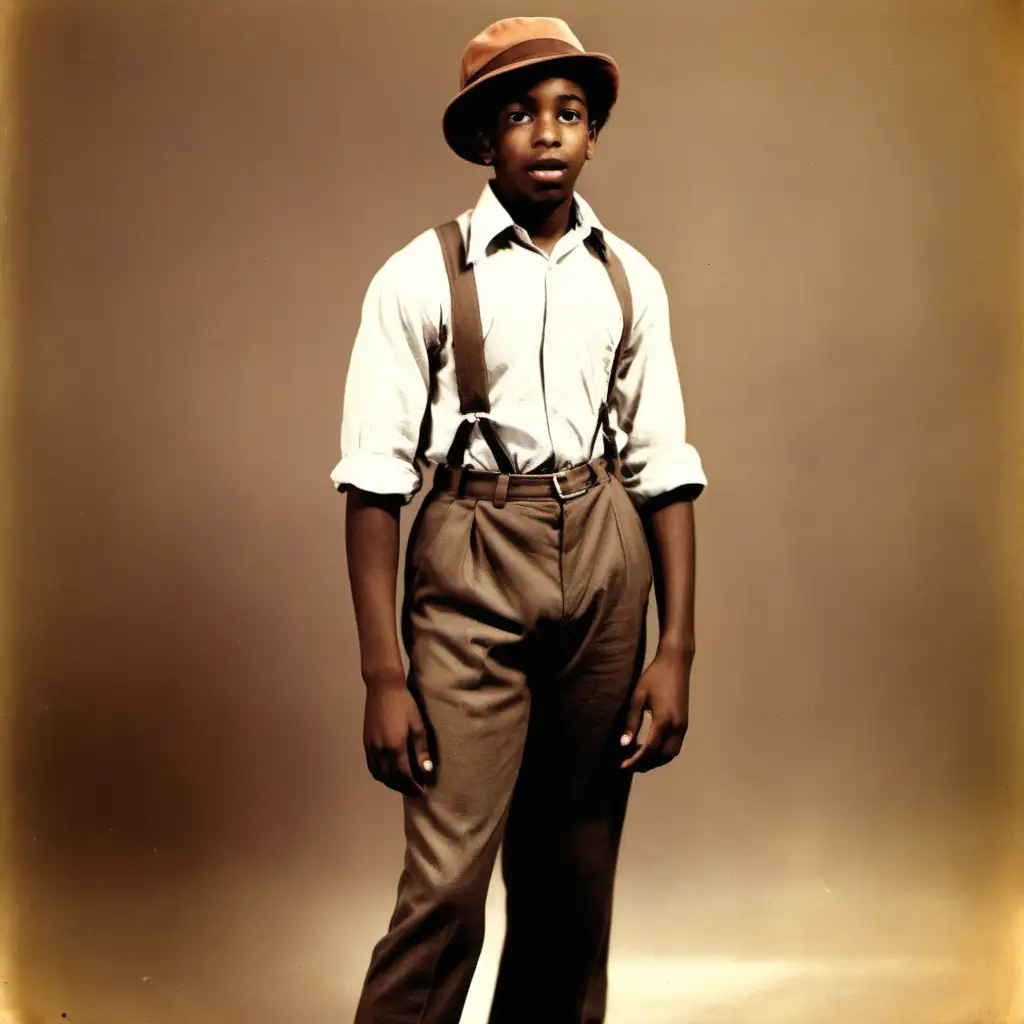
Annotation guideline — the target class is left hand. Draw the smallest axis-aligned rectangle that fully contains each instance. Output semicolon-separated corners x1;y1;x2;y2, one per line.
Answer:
619;648;691;773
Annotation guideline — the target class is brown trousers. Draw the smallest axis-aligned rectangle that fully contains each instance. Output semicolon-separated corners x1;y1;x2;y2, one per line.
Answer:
354;460;653;1023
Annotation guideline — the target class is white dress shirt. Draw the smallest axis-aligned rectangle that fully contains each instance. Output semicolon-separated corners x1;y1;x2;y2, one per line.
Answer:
331;182;706;508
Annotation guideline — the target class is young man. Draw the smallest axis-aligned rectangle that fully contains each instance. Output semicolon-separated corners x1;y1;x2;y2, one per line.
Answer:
332;16;706;1023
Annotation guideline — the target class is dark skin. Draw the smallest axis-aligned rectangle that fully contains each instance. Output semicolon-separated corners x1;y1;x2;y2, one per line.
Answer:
622;489;697;772
476;72;597;254
345;490;428;798
347;71;697;796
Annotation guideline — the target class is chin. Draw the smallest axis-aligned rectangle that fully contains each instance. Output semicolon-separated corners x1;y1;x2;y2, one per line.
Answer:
522;178;574;202
530;186;570;201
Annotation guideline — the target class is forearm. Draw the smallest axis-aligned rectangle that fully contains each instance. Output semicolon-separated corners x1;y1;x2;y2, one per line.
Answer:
642;490;696;660
345;487;405;690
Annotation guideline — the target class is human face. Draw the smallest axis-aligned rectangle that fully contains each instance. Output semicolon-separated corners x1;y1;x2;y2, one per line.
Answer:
478;74;597;208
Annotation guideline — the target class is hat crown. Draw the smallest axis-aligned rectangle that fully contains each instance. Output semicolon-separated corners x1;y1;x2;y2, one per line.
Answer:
443;16;618;164
460;17;585;89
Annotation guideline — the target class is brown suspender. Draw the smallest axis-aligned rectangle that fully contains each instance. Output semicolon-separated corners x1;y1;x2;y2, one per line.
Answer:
586;232;633;469
433;218;632;474
434;220;517;475
435;220;491;416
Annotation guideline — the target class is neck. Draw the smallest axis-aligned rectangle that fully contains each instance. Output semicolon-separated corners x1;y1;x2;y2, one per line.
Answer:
490;180;575;254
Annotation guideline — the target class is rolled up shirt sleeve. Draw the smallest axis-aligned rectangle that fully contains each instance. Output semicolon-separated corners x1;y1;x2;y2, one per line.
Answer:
330;254;431;505
612;262;707;508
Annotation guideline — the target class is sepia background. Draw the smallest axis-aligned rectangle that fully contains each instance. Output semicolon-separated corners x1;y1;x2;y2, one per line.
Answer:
2;0;1022;1021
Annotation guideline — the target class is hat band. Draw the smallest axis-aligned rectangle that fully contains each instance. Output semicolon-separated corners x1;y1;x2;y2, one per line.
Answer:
464;37;583;88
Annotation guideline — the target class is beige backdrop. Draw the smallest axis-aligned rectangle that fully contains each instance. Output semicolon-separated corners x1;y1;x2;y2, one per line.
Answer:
3;1;1022;1022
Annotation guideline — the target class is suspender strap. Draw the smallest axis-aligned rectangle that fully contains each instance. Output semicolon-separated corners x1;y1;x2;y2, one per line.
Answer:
586;235;633;470
434;220;517;474
433;221;633;478
435;220;489;415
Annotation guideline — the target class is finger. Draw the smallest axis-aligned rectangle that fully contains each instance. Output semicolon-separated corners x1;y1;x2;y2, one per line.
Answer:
370;744;405;794
380;759;422;798
658;733;684;765
408;723;434;780
373;750;401;790
619;689;647;748
623;722;665;773
620;736;650;771
392;746;425;798
366;747;384;783
614;720;663;770
390;774;424;799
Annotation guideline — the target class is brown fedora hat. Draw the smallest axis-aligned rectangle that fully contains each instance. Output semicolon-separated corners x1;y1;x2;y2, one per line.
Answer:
442;17;620;165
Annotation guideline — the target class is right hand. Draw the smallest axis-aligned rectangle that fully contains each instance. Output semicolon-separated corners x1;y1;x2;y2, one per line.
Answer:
363;677;434;798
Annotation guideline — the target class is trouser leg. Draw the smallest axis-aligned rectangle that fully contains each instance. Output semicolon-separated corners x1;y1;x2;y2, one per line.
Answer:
489;475;653;1024
354;490;564;1024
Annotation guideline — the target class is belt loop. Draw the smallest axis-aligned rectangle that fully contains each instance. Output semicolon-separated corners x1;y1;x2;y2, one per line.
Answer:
493;474;510;508
450;466;465;496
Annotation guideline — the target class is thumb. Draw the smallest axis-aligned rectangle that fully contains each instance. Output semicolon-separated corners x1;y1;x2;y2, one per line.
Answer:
409;713;433;776
620;687;647;747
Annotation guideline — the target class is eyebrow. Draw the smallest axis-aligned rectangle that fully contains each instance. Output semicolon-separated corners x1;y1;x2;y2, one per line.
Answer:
507;91;588;109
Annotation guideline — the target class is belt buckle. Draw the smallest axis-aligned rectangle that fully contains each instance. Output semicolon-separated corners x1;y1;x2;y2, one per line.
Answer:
552;469;589;501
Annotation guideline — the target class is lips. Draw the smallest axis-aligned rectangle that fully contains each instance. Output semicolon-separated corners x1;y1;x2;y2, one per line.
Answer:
526;159;568;184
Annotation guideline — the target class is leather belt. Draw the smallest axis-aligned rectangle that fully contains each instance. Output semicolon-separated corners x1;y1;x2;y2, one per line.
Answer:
434;458;612;506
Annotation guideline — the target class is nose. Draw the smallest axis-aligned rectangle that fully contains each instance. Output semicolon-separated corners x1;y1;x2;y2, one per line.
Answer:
532;110;562;148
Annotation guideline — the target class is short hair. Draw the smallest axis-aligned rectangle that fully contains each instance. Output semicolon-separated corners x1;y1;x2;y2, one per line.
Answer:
468;58;615;145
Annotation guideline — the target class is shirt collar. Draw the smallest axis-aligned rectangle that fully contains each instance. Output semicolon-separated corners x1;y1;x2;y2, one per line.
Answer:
465;181;607;266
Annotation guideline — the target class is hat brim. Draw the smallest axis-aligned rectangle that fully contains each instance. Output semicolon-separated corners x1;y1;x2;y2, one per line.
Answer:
442;51;620;165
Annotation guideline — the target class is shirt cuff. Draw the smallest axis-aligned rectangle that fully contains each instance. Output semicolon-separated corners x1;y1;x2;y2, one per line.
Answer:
331;453;422;505
620;446;707;509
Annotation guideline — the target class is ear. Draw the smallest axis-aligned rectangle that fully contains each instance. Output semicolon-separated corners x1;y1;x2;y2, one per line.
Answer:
586;121;598;160
476;131;496;166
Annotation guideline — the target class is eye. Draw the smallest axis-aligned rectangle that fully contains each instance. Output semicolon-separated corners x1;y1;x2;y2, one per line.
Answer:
560;109;583;123
508;110;531;125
